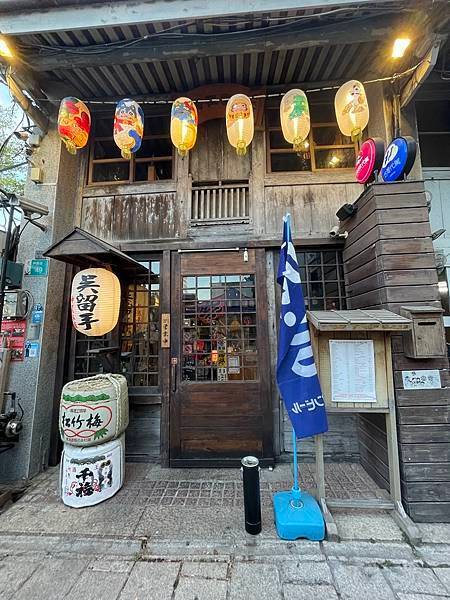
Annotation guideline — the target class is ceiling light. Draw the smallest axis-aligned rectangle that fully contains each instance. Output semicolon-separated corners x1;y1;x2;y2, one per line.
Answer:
0;37;13;58
392;38;411;59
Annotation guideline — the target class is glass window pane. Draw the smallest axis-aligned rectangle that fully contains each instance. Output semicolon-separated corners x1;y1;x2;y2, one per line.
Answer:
312;126;351;146
93;140;122;160
270;152;311;172
314;148;356;169
92;162;129;183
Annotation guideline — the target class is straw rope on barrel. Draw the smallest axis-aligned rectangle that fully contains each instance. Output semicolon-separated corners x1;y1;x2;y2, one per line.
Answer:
60;373;129;447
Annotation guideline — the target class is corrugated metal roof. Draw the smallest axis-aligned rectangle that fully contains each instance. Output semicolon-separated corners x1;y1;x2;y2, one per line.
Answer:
11;4;416;100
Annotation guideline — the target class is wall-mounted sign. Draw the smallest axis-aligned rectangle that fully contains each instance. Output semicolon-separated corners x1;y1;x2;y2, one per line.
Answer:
1;319;27;361
381;136;417;182
402;370;441;390
161;313;170;348
355;137;385;184
25;341;40;358
25;258;49;277
31;304;44;324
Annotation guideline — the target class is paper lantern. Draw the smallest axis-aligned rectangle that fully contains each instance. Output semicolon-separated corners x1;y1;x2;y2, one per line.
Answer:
226;94;254;155
71;268;121;337
170;97;198;156
113;98;144;160
334;80;369;141
57;97;91;155
280;89;311;152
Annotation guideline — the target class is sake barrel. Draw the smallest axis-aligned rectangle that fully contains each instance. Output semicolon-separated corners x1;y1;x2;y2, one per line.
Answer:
60;434;125;508
60;374;128;447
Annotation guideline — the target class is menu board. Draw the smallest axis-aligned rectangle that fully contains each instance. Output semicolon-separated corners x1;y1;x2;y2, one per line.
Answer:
329;340;376;403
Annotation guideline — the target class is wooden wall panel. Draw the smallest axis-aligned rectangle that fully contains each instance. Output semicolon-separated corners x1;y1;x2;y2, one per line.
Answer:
81;191;182;242
343;181;450;522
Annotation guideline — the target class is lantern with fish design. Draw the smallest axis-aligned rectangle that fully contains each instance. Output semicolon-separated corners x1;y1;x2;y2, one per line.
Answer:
113;98;144;160
334;80;369;142
170;97;198;157
226;94;254;156
280;89;311;153
57;97;91;155
71;268;121;337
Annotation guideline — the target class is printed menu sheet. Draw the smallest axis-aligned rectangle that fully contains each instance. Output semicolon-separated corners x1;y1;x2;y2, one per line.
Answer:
329;339;377;403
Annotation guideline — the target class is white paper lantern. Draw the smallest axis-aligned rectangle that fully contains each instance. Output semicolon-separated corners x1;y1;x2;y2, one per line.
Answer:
71;268;121;337
334;80;369;141
280;89;311;152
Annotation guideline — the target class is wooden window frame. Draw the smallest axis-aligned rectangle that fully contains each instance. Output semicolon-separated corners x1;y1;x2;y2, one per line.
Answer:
87;115;174;186
265;107;358;175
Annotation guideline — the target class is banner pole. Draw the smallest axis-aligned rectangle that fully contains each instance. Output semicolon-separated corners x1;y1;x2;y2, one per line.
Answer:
292;426;300;493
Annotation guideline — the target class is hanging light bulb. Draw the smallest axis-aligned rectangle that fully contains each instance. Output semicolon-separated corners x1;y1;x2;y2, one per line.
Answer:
334;80;369;142
280;89;311;153
226;94;254;156
170;97;198;157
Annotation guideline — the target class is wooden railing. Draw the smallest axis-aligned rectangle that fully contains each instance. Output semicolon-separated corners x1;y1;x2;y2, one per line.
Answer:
191;180;250;224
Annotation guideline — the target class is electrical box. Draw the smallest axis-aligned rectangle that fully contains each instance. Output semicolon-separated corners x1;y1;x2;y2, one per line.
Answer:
0;259;24;289
400;305;446;359
3;291;28;319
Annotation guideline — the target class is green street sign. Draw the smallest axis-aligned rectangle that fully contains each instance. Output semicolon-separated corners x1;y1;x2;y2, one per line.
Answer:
27;259;49;277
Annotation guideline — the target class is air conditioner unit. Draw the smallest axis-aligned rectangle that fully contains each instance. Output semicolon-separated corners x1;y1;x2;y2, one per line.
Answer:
3;291;28;319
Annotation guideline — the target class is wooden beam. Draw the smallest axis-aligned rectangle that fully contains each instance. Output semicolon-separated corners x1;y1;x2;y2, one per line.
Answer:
24;13;398;72
0;0;378;35
400;40;443;107
5;71;50;133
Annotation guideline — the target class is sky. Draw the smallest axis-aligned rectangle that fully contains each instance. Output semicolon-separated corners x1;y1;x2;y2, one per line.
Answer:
0;83;13;108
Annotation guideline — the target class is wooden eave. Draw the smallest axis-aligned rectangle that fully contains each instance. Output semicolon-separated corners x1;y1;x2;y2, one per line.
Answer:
307;309;412;331
43;227;148;275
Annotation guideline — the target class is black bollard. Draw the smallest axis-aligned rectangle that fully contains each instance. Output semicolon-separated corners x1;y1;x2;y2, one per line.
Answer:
241;456;262;535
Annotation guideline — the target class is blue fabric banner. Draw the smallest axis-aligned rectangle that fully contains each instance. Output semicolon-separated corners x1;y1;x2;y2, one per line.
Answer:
276;215;328;439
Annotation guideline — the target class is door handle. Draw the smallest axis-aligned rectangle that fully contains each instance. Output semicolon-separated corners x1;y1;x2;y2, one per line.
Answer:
171;361;177;393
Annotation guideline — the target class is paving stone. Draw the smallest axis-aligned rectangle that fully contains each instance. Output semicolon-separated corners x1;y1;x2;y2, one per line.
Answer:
0;558;39;599
87;558;134;574
323;541;415;563
419;524;450;545
181;561;229;580
435;568;450;594
396;596;450;600
334;512;403;542
11;558;88;600
280;560;333;585
331;564;396;600
66;570;129;600
174;577;228;600
416;545;450;567
384;566;448;596
229;562;282;600
283;583;339;600
118;561;180;600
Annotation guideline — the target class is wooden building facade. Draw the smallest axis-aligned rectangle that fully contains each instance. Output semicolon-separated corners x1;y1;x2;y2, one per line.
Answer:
0;0;449;521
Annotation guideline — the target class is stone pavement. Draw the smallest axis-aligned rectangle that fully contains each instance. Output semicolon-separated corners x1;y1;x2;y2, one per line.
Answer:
0;464;449;599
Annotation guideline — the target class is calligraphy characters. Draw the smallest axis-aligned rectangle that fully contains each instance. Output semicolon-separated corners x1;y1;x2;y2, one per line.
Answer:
68;459;114;498
71;268;121;337
75;273;100;333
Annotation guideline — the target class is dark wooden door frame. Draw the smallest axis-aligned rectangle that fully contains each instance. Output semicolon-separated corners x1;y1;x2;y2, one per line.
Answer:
169;247;274;467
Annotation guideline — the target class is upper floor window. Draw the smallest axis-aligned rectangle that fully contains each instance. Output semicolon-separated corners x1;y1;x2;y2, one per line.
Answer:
266;101;358;173
88;111;173;185
416;100;450;168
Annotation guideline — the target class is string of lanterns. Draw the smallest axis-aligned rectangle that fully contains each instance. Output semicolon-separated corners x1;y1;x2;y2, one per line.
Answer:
57;79;369;158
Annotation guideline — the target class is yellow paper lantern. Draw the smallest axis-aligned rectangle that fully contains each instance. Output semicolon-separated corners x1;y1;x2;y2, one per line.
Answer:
71;268;121;337
113;98;144;160
280;89;311;152
226;94;254;155
170;97;198;157
334;80;369;141
57;97;91;155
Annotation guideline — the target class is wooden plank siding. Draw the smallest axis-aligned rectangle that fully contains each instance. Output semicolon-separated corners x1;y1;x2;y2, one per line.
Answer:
343;181;450;522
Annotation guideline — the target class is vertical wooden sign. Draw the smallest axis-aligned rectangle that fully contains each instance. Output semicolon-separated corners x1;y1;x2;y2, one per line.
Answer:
161;313;170;348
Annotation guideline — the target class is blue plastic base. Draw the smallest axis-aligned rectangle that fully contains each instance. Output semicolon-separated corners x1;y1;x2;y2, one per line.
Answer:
273;489;325;541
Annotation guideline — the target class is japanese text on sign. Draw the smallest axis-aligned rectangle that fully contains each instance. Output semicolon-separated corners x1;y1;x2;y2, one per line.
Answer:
75;274;100;331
